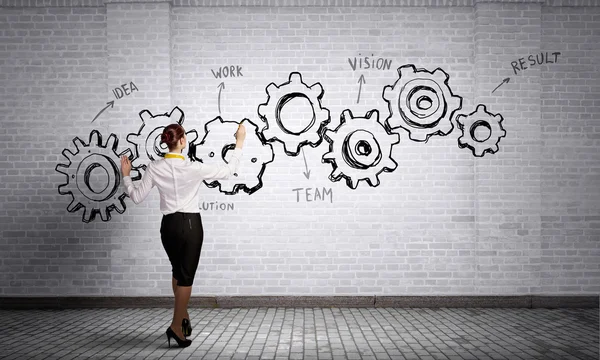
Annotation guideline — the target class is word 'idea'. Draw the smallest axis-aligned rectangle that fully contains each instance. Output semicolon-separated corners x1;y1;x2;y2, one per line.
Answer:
112;82;139;99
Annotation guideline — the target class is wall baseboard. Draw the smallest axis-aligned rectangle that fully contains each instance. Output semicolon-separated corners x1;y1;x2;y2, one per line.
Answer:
0;295;597;309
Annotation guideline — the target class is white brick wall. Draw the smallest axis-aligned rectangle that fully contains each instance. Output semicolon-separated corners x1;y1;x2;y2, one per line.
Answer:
473;2;543;294
0;0;598;296
540;7;600;294
0;6;109;295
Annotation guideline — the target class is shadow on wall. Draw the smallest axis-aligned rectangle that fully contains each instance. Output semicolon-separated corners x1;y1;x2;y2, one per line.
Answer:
55;64;506;223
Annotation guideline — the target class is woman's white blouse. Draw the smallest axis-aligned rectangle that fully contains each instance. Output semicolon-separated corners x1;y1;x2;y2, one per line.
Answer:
122;149;242;214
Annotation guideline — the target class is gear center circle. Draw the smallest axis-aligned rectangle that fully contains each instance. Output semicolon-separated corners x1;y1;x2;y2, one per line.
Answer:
342;130;382;170
275;93;316;135
470;120;492;143
356;140;372;157
416;95;433;110
400;79;444;127
76;153;119;202
86;163;110;194
148;127;169;159
220;143;236;165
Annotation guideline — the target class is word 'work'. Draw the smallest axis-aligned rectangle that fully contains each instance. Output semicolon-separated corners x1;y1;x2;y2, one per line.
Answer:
211;66;244;78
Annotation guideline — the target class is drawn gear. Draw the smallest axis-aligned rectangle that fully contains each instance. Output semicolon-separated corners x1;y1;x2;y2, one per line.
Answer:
126;106;198;179
382;64;462;142
192;117;274;195
456;104;506;157
55;130;139;223
322;109;399;189
257;72;330;156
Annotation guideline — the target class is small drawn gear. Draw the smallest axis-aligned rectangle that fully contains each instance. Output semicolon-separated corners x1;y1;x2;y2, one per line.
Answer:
126;106;198;179
257;72;331;156
55;130;140;223
456;104;506;157
382;64;462;142
322;109;400;189
192;117;274;195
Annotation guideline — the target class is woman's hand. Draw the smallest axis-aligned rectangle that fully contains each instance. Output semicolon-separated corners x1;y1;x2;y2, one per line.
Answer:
235;122;246;149
120;155;132;177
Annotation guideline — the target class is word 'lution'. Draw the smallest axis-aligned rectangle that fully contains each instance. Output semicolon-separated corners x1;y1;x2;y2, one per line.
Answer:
211;66;244;78
112;81;139;99
511;52;561;75
201;201;234;211
292;187;333;203
348;54;393;71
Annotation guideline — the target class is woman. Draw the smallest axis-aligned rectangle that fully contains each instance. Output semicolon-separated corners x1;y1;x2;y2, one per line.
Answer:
120;122;246;348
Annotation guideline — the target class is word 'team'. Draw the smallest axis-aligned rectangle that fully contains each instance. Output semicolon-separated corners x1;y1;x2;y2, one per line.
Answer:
292;187;333;203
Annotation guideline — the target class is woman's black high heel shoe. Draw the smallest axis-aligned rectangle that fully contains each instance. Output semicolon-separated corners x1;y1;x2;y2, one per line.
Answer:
166;326;192;348
182;318;192;336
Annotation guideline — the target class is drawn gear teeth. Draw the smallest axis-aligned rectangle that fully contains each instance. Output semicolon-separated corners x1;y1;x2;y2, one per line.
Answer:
193;117;274;195
321;109;400;189
257;72;331;156
382;64;462;142
55;130;137;223
126;106;197;179
456;104;506;157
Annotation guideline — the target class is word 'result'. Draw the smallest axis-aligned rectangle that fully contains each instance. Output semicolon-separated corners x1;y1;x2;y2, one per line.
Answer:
511;52;561;75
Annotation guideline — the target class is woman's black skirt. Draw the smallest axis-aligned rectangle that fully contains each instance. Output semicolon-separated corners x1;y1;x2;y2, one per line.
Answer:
160;212;204;286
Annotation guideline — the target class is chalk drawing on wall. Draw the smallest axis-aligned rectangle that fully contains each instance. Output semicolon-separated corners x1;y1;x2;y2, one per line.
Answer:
126;106;199;179
55;130;138;223
322;109;400;189
191;117;274;195
456;104;507;157
55;63;509;222
382;64;463;142
257;72;331;156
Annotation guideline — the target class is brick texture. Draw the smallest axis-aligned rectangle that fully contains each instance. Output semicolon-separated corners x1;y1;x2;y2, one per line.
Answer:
106;2;173;296
473;2;543;294
0;6;109;295
540;7;600;293
0;1;598;296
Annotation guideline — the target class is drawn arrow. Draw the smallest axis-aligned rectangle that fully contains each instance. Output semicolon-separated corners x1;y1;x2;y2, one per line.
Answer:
91;100;114;123
492;77;510;94
356;74;366;104
301;148;311;179
217;82;225;114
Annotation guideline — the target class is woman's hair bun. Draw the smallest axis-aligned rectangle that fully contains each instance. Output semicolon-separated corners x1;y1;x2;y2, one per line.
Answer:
161;124;185;151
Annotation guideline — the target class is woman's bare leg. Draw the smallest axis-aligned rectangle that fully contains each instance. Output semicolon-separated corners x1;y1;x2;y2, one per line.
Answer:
172;276;189;320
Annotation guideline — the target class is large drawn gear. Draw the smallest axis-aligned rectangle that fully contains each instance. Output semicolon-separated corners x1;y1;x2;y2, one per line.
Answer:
382;64;463;142
322;109;400;189
191;117;274;195
257;72;331;156
126;106;198;180
55;130;140;223
456;104;506;157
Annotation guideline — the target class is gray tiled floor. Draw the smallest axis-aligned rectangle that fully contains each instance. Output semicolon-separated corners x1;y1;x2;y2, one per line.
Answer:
0;308;597;360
